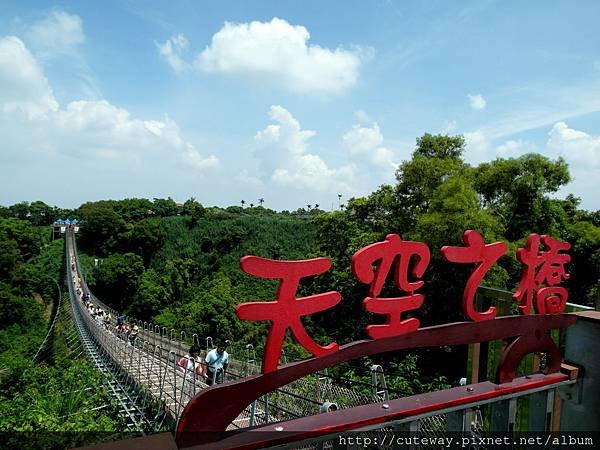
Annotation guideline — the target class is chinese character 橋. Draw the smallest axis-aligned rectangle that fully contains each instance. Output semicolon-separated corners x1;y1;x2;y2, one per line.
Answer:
513;234;571;315
351;234;430;339
235;256;341;373
441;230;507;321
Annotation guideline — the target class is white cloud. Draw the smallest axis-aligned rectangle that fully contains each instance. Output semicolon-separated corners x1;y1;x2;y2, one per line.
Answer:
183;146;220;169
156;34;190;73
0;36;218;171
354;109;371;124
22;10;101;101
371;147;397;171
441;119;457;134
468;93;487;111
546;122;600;210
343;123;384;154
255;106;315;158
343;122;398;172
255;105;356;192
0;36;58;118
235;169;264;188
548;122;600;168
496;139;536;158
197;18;365;94
26;10;84;55
463;129;490;164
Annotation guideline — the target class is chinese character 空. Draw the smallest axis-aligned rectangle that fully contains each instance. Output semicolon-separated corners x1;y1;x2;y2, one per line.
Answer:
441;230;507;321
351;234;430;339
235;256;341;373
513;234;571;315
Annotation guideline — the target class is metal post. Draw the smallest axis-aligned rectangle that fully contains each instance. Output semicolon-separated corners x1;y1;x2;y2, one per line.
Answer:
316;368;330;404
245;344;256;376
247;344;258;426
280;349;287;365
490;397;517;435
181;331;187;348
446;410;466;431
528;389;550;431
370;364;389;401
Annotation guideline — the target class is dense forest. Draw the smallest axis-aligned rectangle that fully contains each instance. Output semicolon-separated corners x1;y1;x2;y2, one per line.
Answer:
1;134;599;441
0;213;126;448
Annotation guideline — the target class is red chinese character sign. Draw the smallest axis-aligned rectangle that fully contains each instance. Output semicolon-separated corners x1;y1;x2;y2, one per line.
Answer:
441;230;507;321
351;234;430;339
235;256;340;373
235;231;573;374
513;234;571;315
177;229;577;449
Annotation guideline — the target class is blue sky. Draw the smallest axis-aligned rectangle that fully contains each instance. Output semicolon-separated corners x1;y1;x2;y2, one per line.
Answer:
1;1;599;211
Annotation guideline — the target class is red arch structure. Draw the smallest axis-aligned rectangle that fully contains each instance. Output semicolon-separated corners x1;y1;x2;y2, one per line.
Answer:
176;314;576;448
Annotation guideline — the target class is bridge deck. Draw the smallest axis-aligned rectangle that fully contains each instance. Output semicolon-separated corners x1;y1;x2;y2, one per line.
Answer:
66;231;270;428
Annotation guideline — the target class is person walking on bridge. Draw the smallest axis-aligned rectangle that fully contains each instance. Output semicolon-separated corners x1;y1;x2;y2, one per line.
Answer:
178;345;205;380
205;341;229;386
128;321;139;346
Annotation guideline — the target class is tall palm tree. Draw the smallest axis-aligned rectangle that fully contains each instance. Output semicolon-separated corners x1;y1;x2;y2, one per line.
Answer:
338;194;342;209
250;203;254;208
258;198;264;206
241;200;246;208
307;204;312;210
315;204;319;209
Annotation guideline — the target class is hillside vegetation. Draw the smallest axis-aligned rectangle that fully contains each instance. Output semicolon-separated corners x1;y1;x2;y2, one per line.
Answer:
0;217;124;448
2;133;599;406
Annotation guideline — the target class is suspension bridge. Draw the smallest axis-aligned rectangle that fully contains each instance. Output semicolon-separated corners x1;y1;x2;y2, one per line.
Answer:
56;227;400;442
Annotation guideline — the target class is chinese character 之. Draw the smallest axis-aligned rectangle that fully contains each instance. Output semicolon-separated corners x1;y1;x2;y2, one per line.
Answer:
441;230;507;321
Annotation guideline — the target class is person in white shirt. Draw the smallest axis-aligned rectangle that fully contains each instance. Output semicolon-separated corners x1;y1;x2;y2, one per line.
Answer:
178;345;205;380
128;322;139;346
205;341;230;385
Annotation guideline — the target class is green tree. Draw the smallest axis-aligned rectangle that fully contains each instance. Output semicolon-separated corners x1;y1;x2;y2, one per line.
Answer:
473;154;570;240
563;220;600;306
128;269;168;319
394;134;469;230
125;219;165;266
28;201;56;226
7;202;29;220
79;207;129;255
92;253;144;310
152;197;179;217
413;133;466;159
346;185;399;232
0;218;43;260
173;271;246;339
160;258;197;304
0;240;21;279
182;197;205;226
113;198;154;222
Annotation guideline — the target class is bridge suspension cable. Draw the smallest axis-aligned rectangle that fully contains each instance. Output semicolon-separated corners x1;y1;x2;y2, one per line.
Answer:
31;275;63;364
